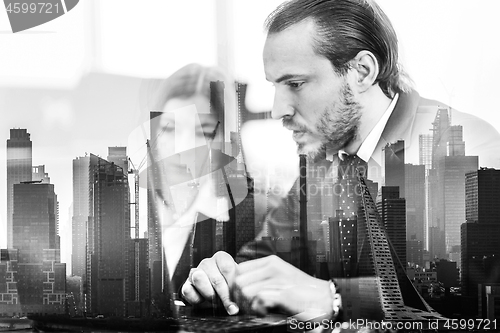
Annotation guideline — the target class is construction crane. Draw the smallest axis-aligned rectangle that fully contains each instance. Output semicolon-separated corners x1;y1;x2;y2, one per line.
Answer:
128;145;148;302
128;156;146;239
128;125;165;239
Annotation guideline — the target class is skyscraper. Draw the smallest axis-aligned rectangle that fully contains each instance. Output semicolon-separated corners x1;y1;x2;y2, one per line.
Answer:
442;155;478;253
12;182;59;263
384;140;405;198
86;156;131;316
427;108;478;258
126;238;150;317
1;175;66;316
405;164;426;246
427;108;450;259
6;129;32;248
419;134;433;171
32;165;50;183
377;186;407;269
465;168;500;224
72;152;132;316
108;146;129;171
0;248;66;316
462;168;500;301
72;154;100;277
148;112;163;271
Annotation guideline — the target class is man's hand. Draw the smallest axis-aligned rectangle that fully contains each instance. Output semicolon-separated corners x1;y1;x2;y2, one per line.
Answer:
233;255;333;317
181;251;240;315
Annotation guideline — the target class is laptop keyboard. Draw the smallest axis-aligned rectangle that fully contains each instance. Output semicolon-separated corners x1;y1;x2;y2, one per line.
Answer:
178;314;286;332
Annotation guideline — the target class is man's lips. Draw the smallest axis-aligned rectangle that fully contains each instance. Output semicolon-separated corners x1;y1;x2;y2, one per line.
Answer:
292;130;306;141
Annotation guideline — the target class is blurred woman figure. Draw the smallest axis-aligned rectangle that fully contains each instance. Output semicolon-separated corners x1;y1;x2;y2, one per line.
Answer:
148;64;238;293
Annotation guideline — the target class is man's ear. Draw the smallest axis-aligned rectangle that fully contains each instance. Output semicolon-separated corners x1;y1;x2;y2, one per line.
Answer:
350;50;379;93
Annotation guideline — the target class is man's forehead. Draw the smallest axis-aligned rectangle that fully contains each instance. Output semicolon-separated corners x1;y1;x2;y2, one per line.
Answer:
263;20;323;81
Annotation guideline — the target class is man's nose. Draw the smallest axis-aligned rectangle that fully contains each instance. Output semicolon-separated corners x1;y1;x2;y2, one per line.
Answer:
271;89;294;120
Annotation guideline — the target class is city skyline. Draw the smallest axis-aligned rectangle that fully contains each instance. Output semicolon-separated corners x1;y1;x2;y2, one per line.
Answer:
0;0;500;256
1;1;500;323
2;97;500;319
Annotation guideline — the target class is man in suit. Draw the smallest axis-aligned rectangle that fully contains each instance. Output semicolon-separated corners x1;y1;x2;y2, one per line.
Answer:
180;0;500;321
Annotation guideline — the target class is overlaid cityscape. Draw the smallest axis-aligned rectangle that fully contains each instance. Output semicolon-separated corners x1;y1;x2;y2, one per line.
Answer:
2;1;500;332
1;79;500;329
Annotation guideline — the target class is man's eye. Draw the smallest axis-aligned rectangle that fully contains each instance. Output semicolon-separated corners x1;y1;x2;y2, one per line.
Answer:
287;81;304;89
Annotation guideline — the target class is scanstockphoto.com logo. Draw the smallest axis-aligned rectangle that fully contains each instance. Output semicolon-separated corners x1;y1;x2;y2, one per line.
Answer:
3;0;79;33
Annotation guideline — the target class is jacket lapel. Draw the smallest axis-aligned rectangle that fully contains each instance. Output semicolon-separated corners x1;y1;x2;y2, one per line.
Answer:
375;90;421;155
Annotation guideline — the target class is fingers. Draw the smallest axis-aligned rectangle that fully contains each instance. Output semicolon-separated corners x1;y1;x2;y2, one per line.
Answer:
181;279;203;304
189;267;215;299
236;255;274;275
210;252;239;315
235;281;284;316
250;289;281;316
233;257;280;314
183;251;239;315
235;255;279;287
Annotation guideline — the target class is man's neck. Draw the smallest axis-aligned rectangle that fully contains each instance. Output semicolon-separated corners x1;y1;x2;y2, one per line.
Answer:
343;86;393;156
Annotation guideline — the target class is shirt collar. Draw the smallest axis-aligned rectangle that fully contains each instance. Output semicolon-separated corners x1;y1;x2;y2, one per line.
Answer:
353;93;399;162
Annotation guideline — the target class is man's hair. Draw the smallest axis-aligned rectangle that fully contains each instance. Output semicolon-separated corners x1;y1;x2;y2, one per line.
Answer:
265;0;411;98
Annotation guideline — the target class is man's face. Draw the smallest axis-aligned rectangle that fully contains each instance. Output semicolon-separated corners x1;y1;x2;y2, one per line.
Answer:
263;19;361;159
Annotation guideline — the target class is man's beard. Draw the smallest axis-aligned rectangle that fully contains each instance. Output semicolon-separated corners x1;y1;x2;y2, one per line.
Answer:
284;82;362;161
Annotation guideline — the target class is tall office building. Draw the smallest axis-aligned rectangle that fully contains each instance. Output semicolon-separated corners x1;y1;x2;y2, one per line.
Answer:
447;125;465;156
12;182;59;263
407;237;424;267
32;166;58;236
431;108;451;169
1;175;66;316
32;165;50;183
427;108;450;258
405;164;426;245
126;238;150;317
72;152;132;315
86;156;131;316
377;186;407;269
465;168;500;224
108;146;129;171
72;154;100;277
442;155;478;253
0;249;66;316
462;168;500;301
6;129;32;248
427;108;478;258
419;134;433;171
384;140;405;198
461;224;500;296
148;112;163;270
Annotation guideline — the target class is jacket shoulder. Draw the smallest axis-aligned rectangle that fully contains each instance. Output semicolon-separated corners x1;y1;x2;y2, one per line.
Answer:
415;97;500;168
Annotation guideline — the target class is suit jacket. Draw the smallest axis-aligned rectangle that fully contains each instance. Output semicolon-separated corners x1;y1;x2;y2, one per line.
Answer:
234;90;500;320
237;89;500;259
373;90;500;170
